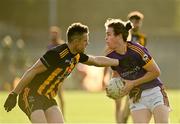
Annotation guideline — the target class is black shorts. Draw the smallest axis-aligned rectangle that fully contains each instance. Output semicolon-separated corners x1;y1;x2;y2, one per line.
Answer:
18;87;57;119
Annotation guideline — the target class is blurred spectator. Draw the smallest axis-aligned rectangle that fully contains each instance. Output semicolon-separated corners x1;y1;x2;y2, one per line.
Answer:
48;26;64;49
127;11;147;46
12;38;27;89
0;35;14;91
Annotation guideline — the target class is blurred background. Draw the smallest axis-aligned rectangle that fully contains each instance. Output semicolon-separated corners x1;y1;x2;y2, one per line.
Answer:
0;0;180;89
0;0;180;123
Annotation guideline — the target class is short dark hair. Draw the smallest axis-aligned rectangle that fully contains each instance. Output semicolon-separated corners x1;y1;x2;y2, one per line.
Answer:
105;18;132;41
66;23;89;43
127;11;144;21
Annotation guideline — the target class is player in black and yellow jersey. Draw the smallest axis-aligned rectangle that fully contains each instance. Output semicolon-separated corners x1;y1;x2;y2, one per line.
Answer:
128;11;147;47
4;23;120;123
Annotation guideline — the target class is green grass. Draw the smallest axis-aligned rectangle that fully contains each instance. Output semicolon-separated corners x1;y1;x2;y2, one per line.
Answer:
0;90;180;123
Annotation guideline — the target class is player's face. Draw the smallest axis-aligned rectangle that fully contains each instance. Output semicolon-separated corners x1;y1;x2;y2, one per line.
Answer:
76;33;89;53
105;27;121;49
131;19;142;31
50;31;59;41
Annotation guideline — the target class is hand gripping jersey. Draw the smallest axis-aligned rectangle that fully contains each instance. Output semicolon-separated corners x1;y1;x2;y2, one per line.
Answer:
27;44;89;98
106;41;162;91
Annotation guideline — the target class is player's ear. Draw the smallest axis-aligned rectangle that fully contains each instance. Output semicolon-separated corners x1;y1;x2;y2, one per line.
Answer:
72;38;80;44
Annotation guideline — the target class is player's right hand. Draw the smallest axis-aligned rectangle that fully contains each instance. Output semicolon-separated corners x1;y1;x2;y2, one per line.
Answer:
4;92;18;112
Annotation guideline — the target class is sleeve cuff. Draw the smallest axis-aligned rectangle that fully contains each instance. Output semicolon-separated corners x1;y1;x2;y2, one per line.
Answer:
40;57;50;68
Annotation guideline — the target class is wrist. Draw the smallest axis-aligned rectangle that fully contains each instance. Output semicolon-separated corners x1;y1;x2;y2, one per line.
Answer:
133;80;139;87
11;91;18;97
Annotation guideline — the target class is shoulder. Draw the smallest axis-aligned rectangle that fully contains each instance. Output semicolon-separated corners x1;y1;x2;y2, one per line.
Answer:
106;50;116;58
128;41;145;49
51;43;70;58
79;52;87;57
127;41;147;56
127;41;151;62
78;52;89;63
52;43;67;52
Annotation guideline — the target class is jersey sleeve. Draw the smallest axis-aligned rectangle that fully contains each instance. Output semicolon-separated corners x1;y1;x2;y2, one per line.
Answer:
40;49;60;68
79;53;89;63
136;46;152;67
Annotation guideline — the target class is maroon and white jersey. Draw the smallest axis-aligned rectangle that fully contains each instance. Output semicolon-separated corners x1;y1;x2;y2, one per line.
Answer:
106;41;162;90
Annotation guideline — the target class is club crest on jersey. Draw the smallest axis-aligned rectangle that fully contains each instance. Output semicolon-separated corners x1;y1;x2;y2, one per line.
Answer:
65;59;71;63
143;54;148;61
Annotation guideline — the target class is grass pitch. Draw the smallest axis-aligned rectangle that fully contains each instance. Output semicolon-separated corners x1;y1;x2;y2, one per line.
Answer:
0;90;180;123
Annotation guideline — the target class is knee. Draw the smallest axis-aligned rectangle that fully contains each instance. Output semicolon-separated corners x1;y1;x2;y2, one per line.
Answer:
155;118;169;123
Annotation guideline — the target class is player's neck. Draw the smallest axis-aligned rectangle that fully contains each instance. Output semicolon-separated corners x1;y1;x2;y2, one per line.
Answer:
115;42;127;55
67;43;77;54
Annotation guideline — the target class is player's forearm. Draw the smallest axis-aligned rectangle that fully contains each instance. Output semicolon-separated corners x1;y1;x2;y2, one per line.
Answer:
133;71;160;87
13;69;37;94
94;56;119;67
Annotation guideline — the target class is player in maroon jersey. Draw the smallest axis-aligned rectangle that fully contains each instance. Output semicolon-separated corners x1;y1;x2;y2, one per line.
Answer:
105;18;170;123
116;11;147;123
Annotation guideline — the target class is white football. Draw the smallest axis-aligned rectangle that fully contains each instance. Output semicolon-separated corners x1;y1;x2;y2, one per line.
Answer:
106;77;124;100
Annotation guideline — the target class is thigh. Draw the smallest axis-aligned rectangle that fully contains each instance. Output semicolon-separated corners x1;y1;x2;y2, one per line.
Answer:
18;88;47;119
30;110;47;123
129;98;152;123
18;88;37;119
57;84;64;106
115;99;122;110
153;104;169;123
57;86;65;117
131;109;152;123
45;105;64;123
152;86;170;123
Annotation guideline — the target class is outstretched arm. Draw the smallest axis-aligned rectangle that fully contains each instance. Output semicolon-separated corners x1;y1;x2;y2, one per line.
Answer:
83;55;119;67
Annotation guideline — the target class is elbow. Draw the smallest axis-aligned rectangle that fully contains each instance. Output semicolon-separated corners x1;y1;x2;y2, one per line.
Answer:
92;59;103;67
26;67;38;76
94;63;102;67
155;69;161;77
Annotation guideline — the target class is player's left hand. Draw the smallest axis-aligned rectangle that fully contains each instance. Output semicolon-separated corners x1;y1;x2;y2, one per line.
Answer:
4;92;18;112
120;79;134;97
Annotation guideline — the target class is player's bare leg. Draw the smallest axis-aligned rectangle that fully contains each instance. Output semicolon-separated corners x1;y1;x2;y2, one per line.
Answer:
57;85;65;116
153;105;169;123
45;105;64;123
131;109;152;123
115;99;124;123
122;96;130;123
30;110;47;123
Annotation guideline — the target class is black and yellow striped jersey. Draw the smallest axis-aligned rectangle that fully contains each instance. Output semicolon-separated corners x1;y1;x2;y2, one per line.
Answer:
27;43;89;98
131;32;147;47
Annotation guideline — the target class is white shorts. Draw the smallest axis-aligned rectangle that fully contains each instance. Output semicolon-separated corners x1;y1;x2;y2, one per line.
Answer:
129;86;170;112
